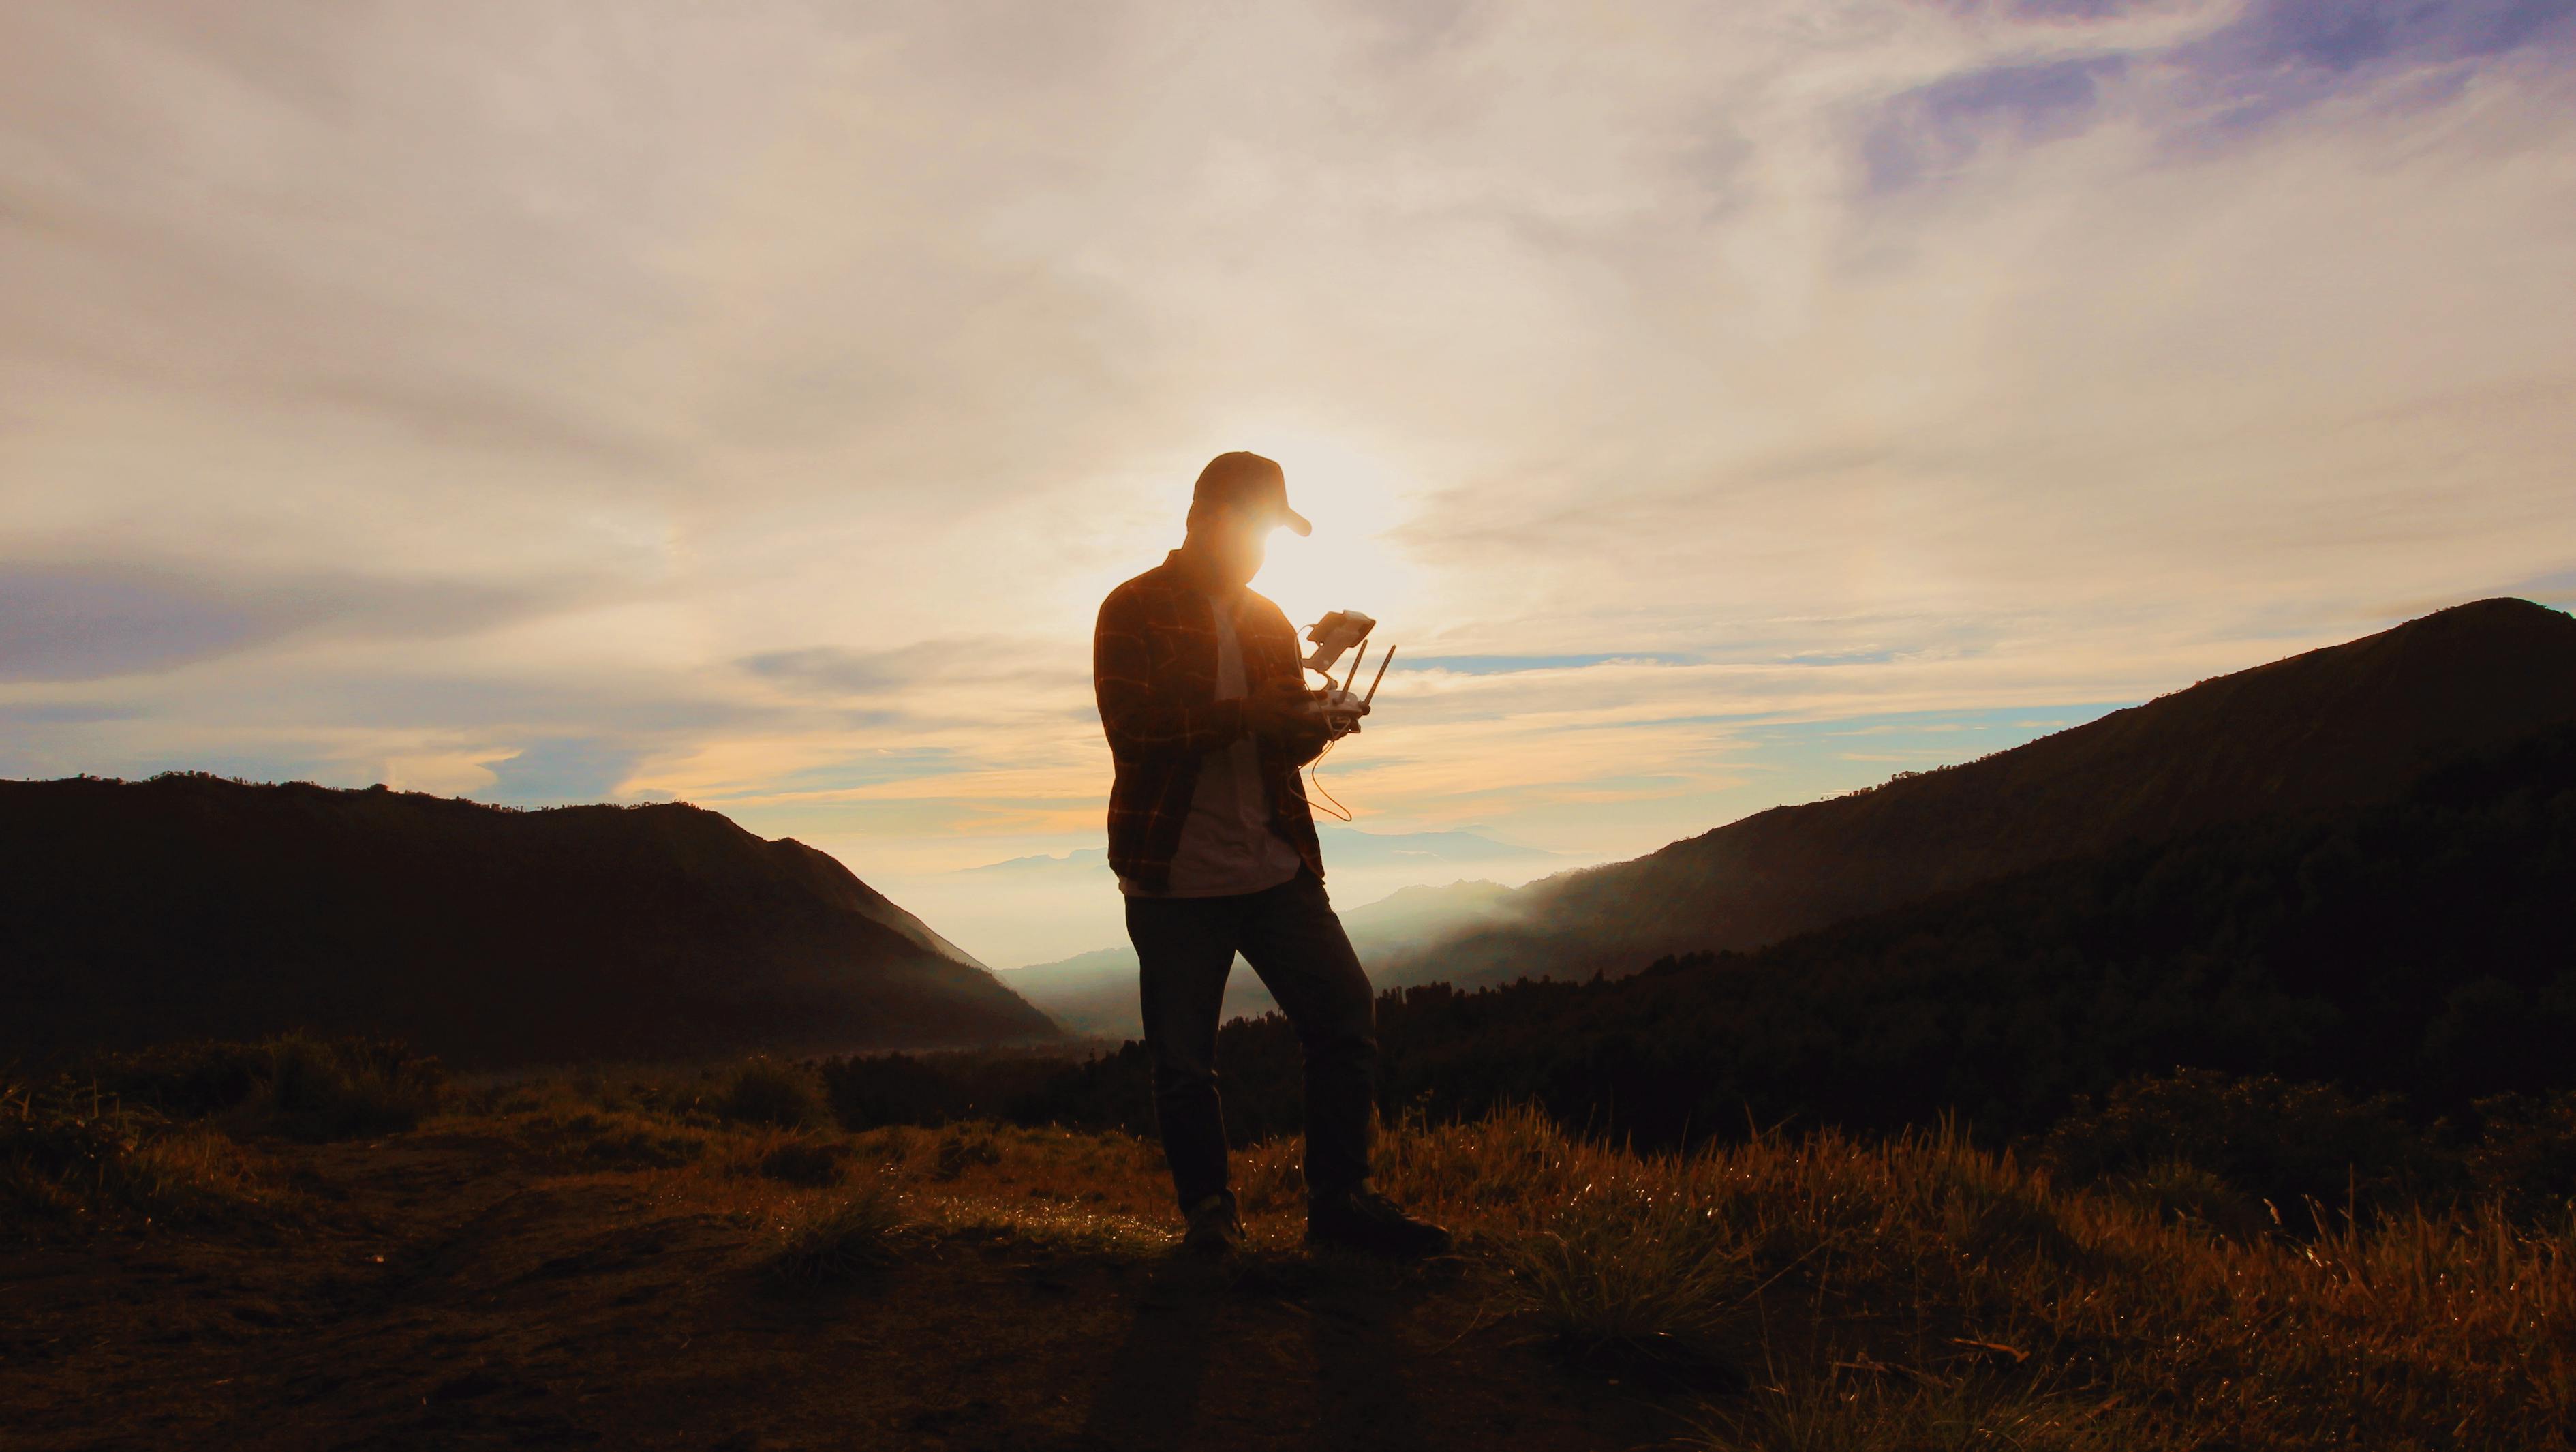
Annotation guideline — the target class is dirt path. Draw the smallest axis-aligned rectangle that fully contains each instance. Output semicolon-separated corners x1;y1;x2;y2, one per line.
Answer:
1;1130;1695;1451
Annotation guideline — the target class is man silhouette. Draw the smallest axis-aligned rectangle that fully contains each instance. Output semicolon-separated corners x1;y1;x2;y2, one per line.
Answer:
1093;451;1450;1258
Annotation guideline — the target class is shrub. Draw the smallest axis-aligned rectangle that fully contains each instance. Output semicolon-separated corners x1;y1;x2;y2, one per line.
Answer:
716;1057;827;1130
255;1033;446;1140
2103;1159;2273;1242
80;1033;444;1143
814;1048;1124;1131
758;1138;850;1188
2036;1069;2442;1220
2464;1090;2576;1217
818;1052;973;1128
80;1040;267;1118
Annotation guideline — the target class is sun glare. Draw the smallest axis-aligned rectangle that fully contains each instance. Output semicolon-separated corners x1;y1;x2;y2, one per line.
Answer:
1234;431;1433;644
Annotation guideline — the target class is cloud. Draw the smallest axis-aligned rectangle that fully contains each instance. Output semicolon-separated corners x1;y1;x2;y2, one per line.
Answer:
1866;57;2129;192
1867;0;2576;193
1399;653;1699;675
737;641;1030;698
476;738;643;807
692;748;966;800
0;566;283;681
0;561;551;682
2164;0;2576;136
1997;0;2153;18
2198;0;2575;74
0;701;145;725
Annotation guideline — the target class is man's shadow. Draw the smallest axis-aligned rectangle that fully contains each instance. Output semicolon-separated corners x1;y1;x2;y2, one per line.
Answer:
1298;1255;1432;1451
1079;1252;1431;1451
1078;1256;1225;1451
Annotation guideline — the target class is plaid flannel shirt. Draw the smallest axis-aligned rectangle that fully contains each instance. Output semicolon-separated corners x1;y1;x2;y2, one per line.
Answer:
1094;553;1325;894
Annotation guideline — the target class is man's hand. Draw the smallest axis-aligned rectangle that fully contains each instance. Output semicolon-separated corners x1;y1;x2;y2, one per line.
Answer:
1246;679;1331;758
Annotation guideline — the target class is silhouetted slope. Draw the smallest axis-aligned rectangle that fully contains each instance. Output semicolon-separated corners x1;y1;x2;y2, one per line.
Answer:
0;776;1055;1067
1390;599;2576;988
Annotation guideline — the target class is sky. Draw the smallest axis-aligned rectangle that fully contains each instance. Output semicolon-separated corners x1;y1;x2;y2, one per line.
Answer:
5;1;2573;968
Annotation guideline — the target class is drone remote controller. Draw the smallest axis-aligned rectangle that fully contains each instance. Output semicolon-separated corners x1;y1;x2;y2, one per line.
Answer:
1300;611;1395;740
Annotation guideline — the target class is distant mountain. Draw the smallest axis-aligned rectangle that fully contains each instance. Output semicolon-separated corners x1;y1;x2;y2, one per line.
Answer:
909;824;1559;977
1385;599;2576;989
999;945;1197;1042
0;775;1056;1068
1004;878;1516;1038
1340;879;1518;946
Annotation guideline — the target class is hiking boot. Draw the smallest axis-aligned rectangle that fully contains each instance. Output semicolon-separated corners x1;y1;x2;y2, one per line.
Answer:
1306;1185;1451;1258
1182;1193;1244;1257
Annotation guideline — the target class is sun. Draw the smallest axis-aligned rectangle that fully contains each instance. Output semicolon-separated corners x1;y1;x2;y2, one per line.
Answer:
1232;430;1433;646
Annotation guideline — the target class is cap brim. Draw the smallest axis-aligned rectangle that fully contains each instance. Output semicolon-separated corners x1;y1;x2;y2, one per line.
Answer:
1280;507;1312;538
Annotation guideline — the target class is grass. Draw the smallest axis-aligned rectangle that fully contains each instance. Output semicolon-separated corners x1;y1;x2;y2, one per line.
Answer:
1501;1194;1755;1370
6;1031;433;1234
1704;1366;2139;1452
1353;1106;2576;1450
766;1181;906;1284
1;1078;285;1230
83;1031;446;1141
15;1040;2574;1449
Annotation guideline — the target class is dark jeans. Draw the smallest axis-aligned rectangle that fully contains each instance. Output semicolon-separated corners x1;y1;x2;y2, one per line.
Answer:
1126;869;1377;1212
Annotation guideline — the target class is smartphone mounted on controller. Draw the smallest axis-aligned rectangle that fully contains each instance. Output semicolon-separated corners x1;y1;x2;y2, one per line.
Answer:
1301;611;1394;740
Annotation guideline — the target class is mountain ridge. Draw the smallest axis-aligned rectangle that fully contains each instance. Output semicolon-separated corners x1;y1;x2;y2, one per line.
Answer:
1383;598;2576;988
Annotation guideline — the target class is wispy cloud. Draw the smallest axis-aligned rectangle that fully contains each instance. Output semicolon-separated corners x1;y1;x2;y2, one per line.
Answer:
0;561;559;682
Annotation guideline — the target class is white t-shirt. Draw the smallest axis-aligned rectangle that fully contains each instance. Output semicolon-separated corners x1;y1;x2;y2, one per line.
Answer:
1120;592;1307;899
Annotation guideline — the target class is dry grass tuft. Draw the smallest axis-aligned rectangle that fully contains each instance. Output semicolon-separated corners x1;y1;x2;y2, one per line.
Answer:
1503;1192;1755;1368
3;1080;288;1230
931;1121;1004;1179
767;1181;905;1284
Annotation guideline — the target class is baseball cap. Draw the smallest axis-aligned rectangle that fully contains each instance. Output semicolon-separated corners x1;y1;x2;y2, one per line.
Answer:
1191;451;1311;537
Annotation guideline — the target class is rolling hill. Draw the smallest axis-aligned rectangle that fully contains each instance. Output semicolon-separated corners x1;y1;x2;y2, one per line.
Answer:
0;774;1057;1067
1383;598;2576;990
